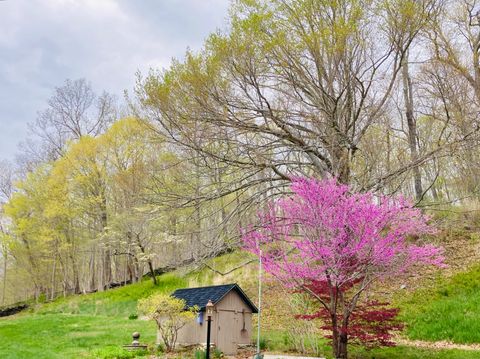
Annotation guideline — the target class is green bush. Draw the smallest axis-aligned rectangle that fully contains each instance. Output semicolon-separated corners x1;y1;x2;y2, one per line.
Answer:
155;343;165;355
259;337;267;350
37;293;47;304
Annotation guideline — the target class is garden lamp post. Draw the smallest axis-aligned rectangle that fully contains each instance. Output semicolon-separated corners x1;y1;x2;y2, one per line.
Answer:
206;300;214;359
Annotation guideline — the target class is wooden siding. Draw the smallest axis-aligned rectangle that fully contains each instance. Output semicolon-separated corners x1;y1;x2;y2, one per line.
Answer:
171;290;255;355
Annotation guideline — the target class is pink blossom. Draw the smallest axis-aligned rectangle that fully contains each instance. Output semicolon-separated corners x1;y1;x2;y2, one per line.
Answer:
242;177;444;289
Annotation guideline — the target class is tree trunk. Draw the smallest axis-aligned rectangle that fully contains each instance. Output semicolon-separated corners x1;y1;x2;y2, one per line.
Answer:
89;246;96;291
123;253;128;286
99;248;105;291
135;234;157;285
71;254;80;294
1;244;7;305
50;254;57;300
331;315;343;359
58;256;68;297
335;332;348;359
402;51;423;201
66;224;80;294
100;188;112;288
330;295;349;359
132;254;140;283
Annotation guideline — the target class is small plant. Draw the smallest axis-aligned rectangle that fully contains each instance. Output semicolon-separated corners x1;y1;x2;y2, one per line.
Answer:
470;232;480;242
194;348;223;359
439;288;449;297
258;337;267;350
155;343;165;354
251;337;268;352
137;293;197;352
128;313;138;320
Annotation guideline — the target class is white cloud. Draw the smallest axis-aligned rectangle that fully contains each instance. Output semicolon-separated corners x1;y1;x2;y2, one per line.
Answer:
0;0;230;160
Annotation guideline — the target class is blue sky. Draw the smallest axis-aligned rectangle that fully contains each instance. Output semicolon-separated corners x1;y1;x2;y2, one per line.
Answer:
0;0;230;161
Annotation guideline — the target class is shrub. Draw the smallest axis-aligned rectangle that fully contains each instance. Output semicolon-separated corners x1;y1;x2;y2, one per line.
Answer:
259;337;267;351
137;293;197;352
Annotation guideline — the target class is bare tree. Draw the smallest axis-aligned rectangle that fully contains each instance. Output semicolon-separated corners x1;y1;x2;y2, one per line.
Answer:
0;160;13;202
30;78;117;160
136;0;443;251
0;160;13;305
416;0;480;201
402;51;424;201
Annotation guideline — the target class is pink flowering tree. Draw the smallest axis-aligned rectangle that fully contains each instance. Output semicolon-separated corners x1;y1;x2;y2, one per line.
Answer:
242;178;444;359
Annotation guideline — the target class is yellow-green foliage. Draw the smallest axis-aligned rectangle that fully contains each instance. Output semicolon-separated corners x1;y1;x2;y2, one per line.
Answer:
138;293;197;351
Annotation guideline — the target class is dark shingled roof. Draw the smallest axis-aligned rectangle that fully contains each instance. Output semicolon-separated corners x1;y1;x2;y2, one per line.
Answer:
172;283;258;313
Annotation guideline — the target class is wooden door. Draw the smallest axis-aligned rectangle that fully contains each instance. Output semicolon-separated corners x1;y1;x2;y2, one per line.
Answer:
217;310;237;355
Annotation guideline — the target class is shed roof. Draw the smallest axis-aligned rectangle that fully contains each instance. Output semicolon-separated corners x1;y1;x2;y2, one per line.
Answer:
172;283;258;313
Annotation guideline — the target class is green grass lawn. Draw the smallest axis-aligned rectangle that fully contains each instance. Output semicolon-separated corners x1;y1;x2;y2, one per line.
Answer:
2;254;480;358
399;264;480;343
0;273;185;358
0;313;155;358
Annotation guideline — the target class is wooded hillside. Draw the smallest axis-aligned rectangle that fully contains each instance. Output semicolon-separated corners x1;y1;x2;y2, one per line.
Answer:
1;0;480;307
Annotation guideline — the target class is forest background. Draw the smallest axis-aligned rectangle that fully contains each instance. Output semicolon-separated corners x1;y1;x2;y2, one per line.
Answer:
1;0;480;307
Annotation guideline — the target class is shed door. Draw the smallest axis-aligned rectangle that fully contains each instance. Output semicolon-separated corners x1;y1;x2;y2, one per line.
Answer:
217;310;237;355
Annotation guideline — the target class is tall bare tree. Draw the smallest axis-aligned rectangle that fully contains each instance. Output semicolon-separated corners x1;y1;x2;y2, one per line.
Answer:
136;0;443;250
30;78;117;161
402;51;424;201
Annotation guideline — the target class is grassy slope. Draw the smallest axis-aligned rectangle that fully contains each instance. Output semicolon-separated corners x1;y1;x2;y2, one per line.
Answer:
1;251;480;358
0;314;153;358
0;273;184;359
399;264;480;343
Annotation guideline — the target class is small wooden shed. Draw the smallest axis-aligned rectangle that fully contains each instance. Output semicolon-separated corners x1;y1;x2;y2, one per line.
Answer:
170;283;258;355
